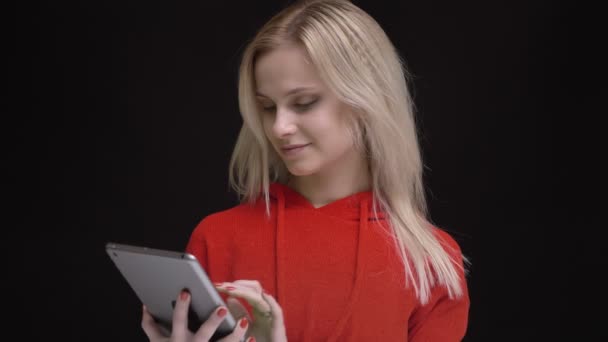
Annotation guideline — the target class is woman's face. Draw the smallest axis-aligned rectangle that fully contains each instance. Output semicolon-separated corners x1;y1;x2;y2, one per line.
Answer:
254;44;361;179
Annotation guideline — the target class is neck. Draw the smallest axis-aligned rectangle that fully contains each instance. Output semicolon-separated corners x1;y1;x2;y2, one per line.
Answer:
288;152;371;208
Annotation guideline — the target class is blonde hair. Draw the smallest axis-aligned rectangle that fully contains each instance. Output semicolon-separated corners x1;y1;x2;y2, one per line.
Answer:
229;0;466;304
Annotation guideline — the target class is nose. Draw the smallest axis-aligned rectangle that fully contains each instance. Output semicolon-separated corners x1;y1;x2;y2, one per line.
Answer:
271;107;297;138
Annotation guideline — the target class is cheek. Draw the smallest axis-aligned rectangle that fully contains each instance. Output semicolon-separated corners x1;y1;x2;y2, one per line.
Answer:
317;119;356;152
312;112;350;142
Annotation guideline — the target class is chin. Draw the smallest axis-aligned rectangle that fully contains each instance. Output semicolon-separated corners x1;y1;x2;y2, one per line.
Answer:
285;163;319;177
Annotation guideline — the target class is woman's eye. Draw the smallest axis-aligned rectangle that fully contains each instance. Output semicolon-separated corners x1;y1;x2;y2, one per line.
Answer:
295;99;318;110
259;103;276;112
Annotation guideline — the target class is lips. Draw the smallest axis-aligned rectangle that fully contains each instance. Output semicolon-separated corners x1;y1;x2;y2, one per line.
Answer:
281;143;310;151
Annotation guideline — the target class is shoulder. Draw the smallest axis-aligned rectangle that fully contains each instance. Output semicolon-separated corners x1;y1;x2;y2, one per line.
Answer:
189;200;269;240
429;225;468;266
431;226;463;252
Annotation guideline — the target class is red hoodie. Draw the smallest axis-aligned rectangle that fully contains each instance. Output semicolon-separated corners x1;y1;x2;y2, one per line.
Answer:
186;183;469;341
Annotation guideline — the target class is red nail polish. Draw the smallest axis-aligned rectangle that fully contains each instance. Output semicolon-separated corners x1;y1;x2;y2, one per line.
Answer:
217;307;227;317
180;291;189;301
247;337;256;342
239;317;249;328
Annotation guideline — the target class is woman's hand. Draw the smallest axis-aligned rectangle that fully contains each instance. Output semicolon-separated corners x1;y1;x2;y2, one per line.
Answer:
215;280;287;342
141;290;252;342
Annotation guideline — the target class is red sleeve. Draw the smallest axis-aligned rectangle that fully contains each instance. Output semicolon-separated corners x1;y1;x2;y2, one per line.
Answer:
408;229;470;341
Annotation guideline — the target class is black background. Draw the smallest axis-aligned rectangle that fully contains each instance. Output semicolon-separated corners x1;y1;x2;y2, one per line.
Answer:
8;0;606;341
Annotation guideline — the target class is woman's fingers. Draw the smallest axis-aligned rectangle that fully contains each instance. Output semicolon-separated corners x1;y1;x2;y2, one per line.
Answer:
225;296;251;322
193;306;235;342
231;280;263;292
261;293;283;320
262;293;287;340
175;290;242;342
216;282;271;314
141;304;166;340
214;316;250;342
143;290;246;342
214;280;286;342
171;291;192;340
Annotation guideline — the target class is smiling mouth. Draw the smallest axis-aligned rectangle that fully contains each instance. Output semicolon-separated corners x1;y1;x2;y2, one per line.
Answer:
280;143;311;156
282;143;310;151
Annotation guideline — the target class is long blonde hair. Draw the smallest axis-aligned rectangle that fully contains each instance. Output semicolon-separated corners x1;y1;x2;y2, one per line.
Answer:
229;0;466;304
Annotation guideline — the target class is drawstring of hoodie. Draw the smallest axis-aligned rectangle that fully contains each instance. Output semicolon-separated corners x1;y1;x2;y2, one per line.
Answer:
275;188;286;306
328;199;369;342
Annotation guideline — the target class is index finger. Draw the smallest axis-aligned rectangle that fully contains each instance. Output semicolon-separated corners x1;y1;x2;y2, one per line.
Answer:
216;284;270;314
231;280;263;292
171;290;192;339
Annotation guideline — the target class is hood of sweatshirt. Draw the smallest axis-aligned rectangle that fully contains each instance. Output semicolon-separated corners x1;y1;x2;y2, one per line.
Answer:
267;182;388;341
268;182;386;221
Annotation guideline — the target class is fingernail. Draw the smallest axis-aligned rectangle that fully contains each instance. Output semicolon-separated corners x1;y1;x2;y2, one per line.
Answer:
180;291;189;301
246;337;256;342
226;286;236;291
239;317;249;329
217;307;227;317
214;282;223;286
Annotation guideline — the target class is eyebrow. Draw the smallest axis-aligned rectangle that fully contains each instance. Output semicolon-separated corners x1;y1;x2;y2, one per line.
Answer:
255;86;315;98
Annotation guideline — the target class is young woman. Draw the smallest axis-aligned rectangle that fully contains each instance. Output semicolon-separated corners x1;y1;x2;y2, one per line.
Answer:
141;1;470;341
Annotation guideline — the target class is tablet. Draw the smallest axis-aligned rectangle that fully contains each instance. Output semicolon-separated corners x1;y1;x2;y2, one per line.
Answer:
106;242;237;340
